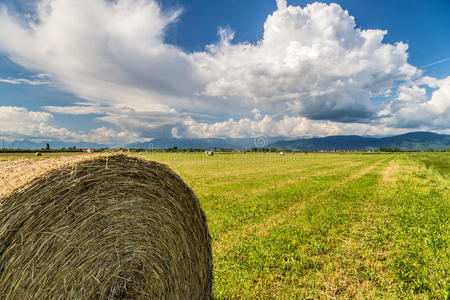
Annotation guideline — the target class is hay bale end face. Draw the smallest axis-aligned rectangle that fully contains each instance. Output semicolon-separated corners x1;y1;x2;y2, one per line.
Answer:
0;154;212;299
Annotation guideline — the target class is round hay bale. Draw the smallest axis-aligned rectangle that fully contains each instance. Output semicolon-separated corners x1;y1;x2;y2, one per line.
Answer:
35;152;42;156
0;154;212;299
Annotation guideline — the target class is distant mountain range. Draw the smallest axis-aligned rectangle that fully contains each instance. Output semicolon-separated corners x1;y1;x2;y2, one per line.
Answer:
3;132;449;151
3;137;285;150
269;132;450;151
128;137;286;150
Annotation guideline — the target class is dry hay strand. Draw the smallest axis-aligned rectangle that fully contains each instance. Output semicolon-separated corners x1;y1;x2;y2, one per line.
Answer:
0;154;212;299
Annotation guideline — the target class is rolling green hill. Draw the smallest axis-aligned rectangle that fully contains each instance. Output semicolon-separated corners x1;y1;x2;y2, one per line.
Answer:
270;132;450;151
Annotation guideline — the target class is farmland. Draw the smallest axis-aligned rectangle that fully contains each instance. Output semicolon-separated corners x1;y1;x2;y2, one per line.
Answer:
1;152;449;298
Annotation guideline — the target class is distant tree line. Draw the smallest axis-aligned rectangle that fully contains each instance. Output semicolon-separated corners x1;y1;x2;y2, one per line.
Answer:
379;147;401;152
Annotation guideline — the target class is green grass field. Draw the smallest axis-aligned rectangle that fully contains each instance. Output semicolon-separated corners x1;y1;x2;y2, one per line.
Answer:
1;152;448;298
137;152;449;299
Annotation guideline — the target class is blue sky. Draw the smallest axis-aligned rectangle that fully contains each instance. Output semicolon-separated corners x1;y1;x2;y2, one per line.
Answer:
0;0;449;144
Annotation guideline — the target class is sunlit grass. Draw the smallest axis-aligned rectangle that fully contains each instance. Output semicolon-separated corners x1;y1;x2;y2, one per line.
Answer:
137;152;449;299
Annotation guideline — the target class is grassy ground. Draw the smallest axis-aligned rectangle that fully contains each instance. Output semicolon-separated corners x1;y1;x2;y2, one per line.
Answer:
407;152;450;178
0;152;84;160
137;152;449;299
1;152;448;298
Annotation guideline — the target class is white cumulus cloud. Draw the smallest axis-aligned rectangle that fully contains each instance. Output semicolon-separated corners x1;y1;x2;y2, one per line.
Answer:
194;2;420;122
0;106;142;144
383;76;450;129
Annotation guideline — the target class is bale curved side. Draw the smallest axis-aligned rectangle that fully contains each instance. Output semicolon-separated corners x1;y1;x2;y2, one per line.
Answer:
0;154;212;299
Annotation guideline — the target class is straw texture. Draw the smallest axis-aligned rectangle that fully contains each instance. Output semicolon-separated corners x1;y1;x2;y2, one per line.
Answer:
0;154;212;299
